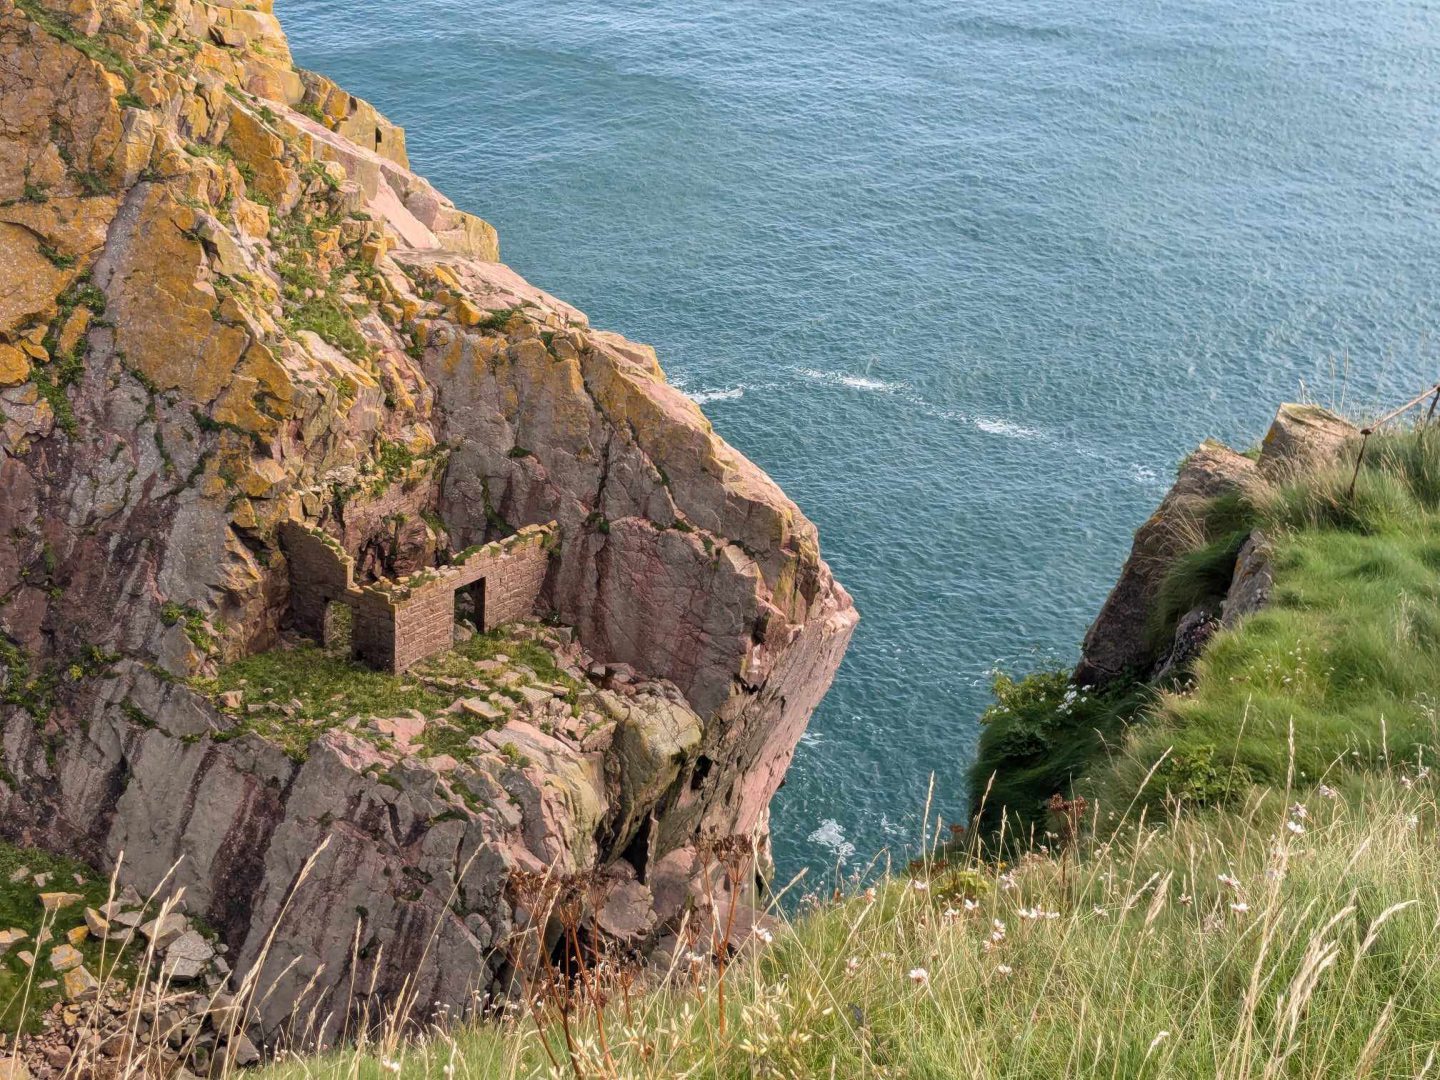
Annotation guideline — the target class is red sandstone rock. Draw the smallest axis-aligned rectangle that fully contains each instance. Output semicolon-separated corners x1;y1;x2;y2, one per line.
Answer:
0;0;854;1042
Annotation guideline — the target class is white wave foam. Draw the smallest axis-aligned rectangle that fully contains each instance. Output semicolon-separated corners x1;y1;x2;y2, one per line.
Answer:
807;818;856;863
1130;464;1160;485
974;417;1041;439
798;730;823;747
797;368;901;394
690;386;746;403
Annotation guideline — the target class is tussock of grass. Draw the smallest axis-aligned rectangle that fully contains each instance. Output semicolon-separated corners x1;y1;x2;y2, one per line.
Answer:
970;670;1151;835
251;768;1440;1078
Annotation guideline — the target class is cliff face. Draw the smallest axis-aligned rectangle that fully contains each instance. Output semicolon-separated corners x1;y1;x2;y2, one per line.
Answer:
0;0;856;1037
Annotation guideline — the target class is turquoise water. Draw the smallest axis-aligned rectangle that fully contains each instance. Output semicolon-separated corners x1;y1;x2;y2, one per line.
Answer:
279;0;1440;880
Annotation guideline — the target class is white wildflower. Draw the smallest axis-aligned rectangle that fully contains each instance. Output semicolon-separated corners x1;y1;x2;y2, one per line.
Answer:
907;967;929;987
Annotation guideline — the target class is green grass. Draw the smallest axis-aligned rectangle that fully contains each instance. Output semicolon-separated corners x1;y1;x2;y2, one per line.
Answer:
271;212;371;361
249;768;1440;1079
196;626;575;760
15;0;135;83
1100;429;1440;813
969;670;1151;838
976;425;1440;825
199;645;450;758
0;843;130;1033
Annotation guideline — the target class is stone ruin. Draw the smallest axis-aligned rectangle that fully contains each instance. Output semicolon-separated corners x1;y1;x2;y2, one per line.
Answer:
278;521;558;673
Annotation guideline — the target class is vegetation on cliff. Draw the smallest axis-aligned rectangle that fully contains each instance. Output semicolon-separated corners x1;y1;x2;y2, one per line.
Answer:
230;415;1440;1076
237;764;1440;1078
973;423;1440;834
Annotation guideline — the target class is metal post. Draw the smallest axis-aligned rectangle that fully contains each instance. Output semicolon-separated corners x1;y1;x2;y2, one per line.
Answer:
1346;429;1371;501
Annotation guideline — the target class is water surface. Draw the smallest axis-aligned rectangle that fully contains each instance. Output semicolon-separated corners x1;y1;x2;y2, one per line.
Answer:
279;0;1440;880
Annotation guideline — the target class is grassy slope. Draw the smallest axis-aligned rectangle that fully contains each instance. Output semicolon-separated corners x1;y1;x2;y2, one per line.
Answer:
974;427;1440;827
195;626;580;759
1101;428;1440;812
256;772;1440;1078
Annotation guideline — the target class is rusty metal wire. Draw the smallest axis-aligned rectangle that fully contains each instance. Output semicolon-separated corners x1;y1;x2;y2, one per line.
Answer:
1346;379;1440;498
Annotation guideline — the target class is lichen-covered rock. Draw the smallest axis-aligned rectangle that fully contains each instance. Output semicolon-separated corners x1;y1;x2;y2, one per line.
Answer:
1221;530;1273;628
1257;403;1358;481
0;0;854;1045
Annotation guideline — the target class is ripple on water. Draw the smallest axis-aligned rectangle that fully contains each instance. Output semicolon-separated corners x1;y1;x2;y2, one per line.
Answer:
281;0;1440;888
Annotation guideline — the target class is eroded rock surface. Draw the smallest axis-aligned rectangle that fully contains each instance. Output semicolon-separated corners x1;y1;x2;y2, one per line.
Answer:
1074;441;1258;686
0;0;856;1042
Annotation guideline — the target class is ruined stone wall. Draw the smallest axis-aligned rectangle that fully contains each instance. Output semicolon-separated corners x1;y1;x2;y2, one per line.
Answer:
464;523;556;630
284;522;557;673
278;523;356;641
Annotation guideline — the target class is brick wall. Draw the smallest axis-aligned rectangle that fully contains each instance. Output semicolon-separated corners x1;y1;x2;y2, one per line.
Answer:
282;521;558;674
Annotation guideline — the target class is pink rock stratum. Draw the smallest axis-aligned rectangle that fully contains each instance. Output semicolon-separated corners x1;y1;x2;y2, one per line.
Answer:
0;0;856;1040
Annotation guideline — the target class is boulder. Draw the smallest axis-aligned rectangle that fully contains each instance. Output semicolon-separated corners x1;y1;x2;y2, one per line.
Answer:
1222;531;1274;628
162;931;215;982
607;695;704;855
139;913;189;950
1151;606;1220;684
1257;403;1358;481
61;965;99;1002
48;943;83;972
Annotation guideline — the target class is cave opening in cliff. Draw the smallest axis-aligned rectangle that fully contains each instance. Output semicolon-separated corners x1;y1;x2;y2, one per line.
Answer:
690;755;713;791
620;816;653;882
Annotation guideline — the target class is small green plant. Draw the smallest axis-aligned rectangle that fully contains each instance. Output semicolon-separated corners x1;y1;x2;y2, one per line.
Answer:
15;0;136;81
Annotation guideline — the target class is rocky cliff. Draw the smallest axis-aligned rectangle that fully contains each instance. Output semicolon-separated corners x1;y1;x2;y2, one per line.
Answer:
0;0;856;1042
970;402;1362;835
1074;403;1357;688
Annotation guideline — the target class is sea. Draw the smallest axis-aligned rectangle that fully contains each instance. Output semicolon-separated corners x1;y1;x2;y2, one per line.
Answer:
278;0;1440;884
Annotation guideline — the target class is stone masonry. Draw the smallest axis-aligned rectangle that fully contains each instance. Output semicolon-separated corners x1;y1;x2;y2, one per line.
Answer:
279;521;558;673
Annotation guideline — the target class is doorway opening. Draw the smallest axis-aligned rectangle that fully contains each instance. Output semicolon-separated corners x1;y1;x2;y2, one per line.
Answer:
455;578;486;637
